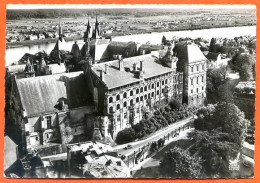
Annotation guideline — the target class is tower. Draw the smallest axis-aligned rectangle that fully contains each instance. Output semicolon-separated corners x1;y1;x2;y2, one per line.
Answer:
92;16;101;39
83;19;92;42
182;42;207;107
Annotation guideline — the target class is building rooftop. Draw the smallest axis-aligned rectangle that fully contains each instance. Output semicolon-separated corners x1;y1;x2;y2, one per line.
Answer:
83;155;130;178
91;52;175;89
16;71;91;117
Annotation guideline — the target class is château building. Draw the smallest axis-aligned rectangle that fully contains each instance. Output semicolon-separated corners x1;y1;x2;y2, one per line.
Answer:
5;18;208;152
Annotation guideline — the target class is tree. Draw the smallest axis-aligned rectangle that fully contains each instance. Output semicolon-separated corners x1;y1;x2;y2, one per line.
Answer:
159;146;202;178
115;127;136;144
206;66;228;103
230;53;255;81
194;102;249;146
169;99;182;110
188;129;240;177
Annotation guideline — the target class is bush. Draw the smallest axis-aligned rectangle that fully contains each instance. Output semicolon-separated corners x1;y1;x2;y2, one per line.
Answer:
115;128;136;145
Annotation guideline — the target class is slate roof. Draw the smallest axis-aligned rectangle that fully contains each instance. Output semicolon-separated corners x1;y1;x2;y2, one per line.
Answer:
16;71;91;117
186;43;208;63
91;53;174;89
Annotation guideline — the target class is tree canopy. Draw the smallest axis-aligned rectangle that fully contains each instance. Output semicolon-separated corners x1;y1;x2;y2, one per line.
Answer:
230;53;255;81
159;146;202;178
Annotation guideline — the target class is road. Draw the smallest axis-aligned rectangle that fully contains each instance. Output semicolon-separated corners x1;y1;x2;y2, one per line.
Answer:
113;116;193;156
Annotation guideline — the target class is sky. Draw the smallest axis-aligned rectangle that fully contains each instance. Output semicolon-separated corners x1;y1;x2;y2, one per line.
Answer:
7;4;256;10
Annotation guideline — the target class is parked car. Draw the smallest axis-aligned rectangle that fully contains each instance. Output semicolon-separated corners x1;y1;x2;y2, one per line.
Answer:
124;144;133;150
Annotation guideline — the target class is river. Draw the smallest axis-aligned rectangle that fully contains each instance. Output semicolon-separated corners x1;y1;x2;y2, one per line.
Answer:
5;26;256;66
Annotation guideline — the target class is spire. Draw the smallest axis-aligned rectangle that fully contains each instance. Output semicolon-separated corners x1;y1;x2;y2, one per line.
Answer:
84;19;92;42
58;18;64;42
92;16;100;39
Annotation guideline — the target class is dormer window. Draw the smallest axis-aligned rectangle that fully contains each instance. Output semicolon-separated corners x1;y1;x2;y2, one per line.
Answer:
46;116;52;129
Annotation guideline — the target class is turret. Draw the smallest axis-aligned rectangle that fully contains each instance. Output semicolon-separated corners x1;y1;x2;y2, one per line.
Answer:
84;19;92;42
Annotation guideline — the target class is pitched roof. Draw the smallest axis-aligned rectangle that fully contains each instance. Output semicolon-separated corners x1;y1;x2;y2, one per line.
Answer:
16;71;91;117
47;63;66;74
186;43;208;63
91;53;174;89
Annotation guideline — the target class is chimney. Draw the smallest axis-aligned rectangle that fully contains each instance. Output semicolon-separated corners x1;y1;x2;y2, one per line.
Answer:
133;63;137;71
99;70;104;81
140;60;144;71
105;64;108;74
119;59;124;71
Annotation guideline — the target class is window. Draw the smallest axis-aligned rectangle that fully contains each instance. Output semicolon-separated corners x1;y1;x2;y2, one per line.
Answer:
137;107;140;114
36;136;39;141
144;95;147;99
117;104;120;110
46;134;49;138
152;84;155;89
130;99;133;105
140;87;143;93
202;76;204;83
136;97;139;103
140;96;143;101
202;64;205;70
157;90;159;95
191;67;194;72
157;82;160;87
124;112;127;119
144;86;147;91
151;92;154;97
197;65;199;71
130;91;133;96
191;78;194;85
202;86;204;90
148;94;150;98
46;116;52;129
109;106;114;113
191;89;193;93
162;80;164;85
165;79;168;84
197;88;199;93
109;97;113;103
117;115;121;122
116;95;120;101
123;92;127;98
124;102;127;107
197;77;199;84
136;88;139;94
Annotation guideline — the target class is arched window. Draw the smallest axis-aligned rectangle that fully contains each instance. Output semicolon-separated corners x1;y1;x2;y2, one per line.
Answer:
123;102;127;107
148;93;150;98
116;95;120;101
144;95;147;99
136;97;139;103
191;66;194;72
130;91;133;96
140;96;143;101
165;79;168;84
123;92;127;98
140;87;143;93
151;92;154;97
157;82;160;87
109;97;113;103
130;99;133;105
109;106;114;113
144;86;147;91
136;88;139;94
152;84;155;89
117;104;120;110
162;80;164;85
157;90;159;95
